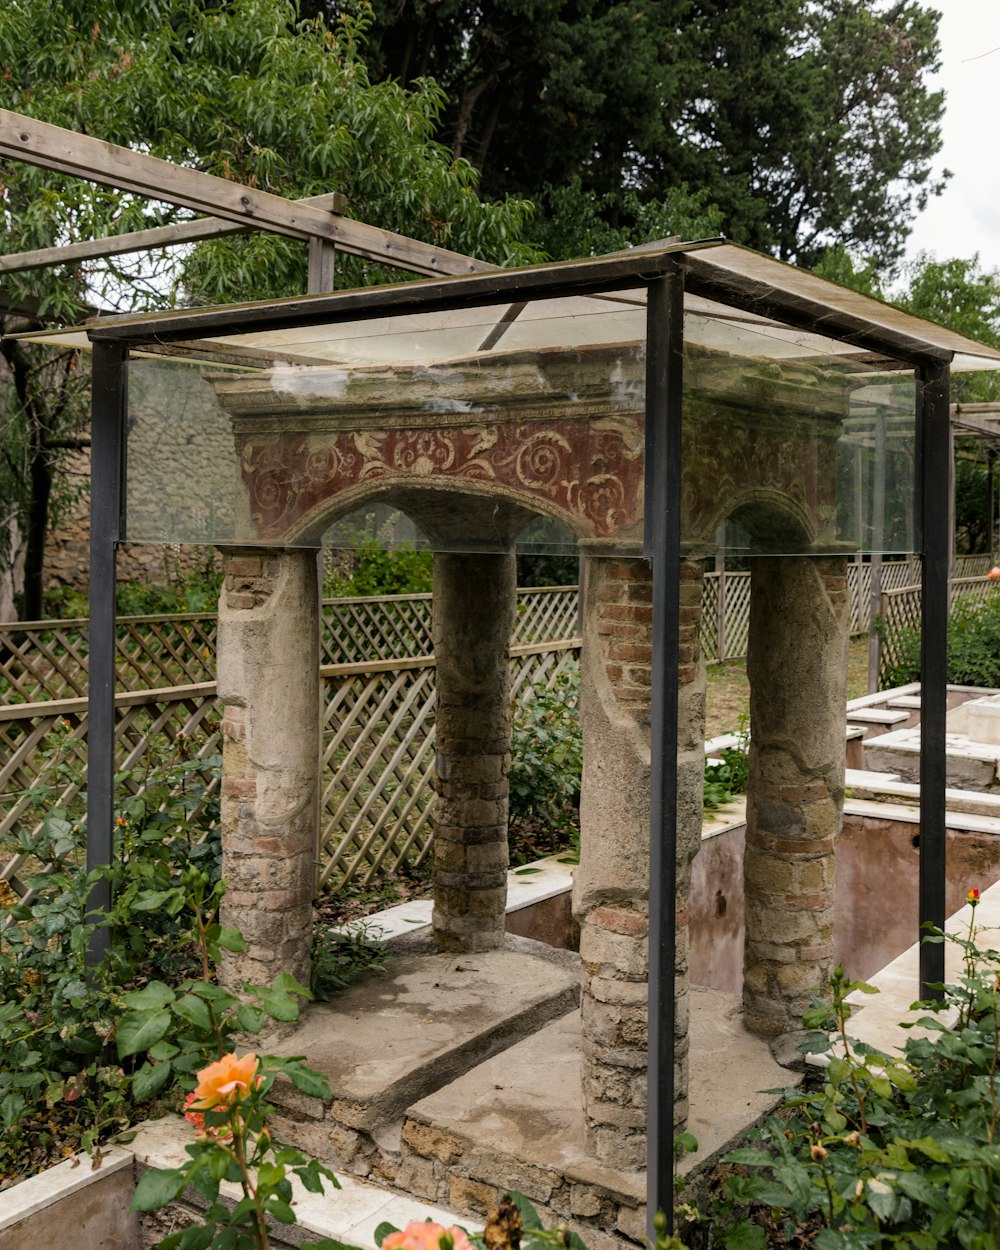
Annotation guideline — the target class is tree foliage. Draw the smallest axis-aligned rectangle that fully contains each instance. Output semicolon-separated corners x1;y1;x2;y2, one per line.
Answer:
333;0;946;267
0;0;542;616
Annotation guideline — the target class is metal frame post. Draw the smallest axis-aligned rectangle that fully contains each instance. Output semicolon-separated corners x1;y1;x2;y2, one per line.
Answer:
918;360;949;998
86;341;126;964
645;263;684;1238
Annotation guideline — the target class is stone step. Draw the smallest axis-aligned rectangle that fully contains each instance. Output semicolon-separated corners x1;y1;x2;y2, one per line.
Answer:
262;936;579;1176
845;768;1000;819
846;707;910;725
863;727;1000;790
394;992;792;1249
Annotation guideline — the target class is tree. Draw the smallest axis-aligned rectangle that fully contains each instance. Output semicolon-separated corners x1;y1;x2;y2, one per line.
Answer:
0;0;543;617
333;0;945;268
817;247;1000;555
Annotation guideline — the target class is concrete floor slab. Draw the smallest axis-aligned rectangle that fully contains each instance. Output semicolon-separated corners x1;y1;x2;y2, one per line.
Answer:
265;940;579;1134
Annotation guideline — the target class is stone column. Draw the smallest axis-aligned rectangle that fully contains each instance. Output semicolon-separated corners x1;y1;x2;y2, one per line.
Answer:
431;552;516;953
216;548;319;990
575;554;706;1170
743;556;850;1037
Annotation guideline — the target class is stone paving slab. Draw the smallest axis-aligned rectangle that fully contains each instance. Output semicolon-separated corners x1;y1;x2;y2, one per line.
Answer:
265;941;579;1134
399;991;791;1245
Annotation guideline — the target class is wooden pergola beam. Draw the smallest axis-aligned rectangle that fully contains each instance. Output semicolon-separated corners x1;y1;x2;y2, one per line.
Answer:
0;110;495;278
0;192;347;275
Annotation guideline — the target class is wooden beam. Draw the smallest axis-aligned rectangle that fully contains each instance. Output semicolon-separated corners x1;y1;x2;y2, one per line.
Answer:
0;109;495;277
0;192;346;274
950;411;1000;440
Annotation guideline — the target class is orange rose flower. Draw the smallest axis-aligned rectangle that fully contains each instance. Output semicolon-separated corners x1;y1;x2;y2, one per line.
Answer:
968;887;981;904
382;1222;473;1250
987;567;1000;581
188;1052;260;1111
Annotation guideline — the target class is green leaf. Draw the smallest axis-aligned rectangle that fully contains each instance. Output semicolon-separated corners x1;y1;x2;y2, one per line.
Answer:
866;1178;896;1222
116;1010;172;1059
264;1197;297;1224
294;1157;338;1194
217;926;247;952
902;1136;952;1163
723;1221;767;1250
271;971;312;999
509;1191;542;1230
236;1004;266;1033
373;1222;400;1247
148;1040;180;1061
257;1162;286;1188
252;986;301;1023
130;1166;185;1212
132;1060;173;1101
174;994;214;1034
178;1225;214;1250
122;981;176;1011
724;1148;773;1168
189;1166;220;1203
283;1060;333;1101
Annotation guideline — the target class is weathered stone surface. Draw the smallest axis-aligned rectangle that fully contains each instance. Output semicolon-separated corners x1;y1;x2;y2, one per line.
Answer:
743;557;849;1037
575;555;705;1165
216;547;319;991
432;553;516;953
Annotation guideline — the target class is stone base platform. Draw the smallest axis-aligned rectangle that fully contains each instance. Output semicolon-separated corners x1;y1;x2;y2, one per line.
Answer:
262;937;791;1250
263;935;579;1180
392;988;792;1250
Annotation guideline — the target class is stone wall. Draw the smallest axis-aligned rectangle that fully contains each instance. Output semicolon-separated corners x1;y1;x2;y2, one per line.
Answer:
575;554;705;1169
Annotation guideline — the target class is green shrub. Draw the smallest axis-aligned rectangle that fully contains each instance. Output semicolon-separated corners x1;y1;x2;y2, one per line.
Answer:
310;921;386;1000
509;665;582;838
881;589;1000;689
704;718;749;812
700;904;1000;1249
0;727;221;1177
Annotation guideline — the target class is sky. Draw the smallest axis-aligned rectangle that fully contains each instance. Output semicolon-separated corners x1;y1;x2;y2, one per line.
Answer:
903;0;1000;273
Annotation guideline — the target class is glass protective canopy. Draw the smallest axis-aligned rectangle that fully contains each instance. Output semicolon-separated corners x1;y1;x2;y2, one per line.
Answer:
19;241;990;558
123;284;918;557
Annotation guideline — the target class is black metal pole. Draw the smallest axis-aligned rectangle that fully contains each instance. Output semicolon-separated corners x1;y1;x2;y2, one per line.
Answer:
645;263;684;1240
918;360;949;999
86;341;126;965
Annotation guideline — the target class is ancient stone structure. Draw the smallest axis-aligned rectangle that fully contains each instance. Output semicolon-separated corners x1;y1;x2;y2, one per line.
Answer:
206;337;854;1170
216;547;319;990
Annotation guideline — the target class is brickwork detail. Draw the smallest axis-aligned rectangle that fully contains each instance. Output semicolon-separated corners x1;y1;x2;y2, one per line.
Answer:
431;553;517;952
576;555;706;1169
216;547;319;991
743;557;850;1036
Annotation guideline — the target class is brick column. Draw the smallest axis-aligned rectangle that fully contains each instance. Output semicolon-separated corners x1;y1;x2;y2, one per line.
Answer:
216;548;319;990
575;554;705;1170
431;552;516;953
743;556;850;1036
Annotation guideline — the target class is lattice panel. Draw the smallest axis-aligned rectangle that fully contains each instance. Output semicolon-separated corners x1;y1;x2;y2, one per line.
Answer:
699;577;721;661
720;573;751;661
955;555;991;580
0;618;92;703
513;588;580;644
114;615;218;691
317;640;581;892
877;586;922;685
880;558;922;592
0;687;221;902
322;595;434;664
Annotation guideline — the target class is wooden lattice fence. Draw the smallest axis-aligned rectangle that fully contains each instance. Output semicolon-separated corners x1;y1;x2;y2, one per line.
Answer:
698;559;923;664
876;557;995;685
0;588;580;898
0;587;578;703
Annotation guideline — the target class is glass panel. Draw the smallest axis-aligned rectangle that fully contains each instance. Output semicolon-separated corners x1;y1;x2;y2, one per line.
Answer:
123;289;919;558
682;310;917;556
124;294;648;555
